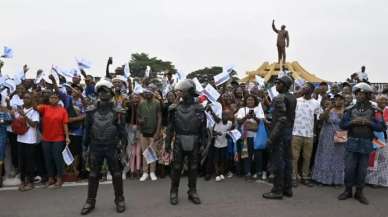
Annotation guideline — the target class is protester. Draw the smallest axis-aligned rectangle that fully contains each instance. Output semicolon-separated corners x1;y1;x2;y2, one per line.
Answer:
38;91;70;188
312;94;345;185
213;110;233;182
291;82;321;187
15;92;40;191
366;95;388;187
236;95;262;180
67;85;86;178
0;103;12;187
1;51;388;211
137;86;162;182
127;93;142;178
7;85;25;173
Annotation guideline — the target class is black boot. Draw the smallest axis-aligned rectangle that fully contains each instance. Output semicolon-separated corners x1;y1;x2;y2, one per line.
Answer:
283;188;293;198
188;167;201;205
81;199;96;215
112;175;126;213
81;177;99;215
338;187;353;200
188;190;201;205
170;189;179;205
263;191;283;200
354;188;369;205
170;168;181;205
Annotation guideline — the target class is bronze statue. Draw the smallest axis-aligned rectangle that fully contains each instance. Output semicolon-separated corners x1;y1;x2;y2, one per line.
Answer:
272;20;289;64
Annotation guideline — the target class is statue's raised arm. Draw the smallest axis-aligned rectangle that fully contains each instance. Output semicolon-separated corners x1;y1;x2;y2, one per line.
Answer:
272;19;279;33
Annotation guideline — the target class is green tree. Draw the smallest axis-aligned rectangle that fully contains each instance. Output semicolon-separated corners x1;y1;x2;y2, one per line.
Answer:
128;53;177;78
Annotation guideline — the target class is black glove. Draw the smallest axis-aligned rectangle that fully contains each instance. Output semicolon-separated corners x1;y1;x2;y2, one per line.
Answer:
82;147;89;162
266;139;274;152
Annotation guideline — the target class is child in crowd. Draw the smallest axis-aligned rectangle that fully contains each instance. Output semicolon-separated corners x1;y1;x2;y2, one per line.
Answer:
213;111;233;182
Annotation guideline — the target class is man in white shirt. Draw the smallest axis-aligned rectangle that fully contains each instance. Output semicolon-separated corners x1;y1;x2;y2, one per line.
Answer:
357;66;368;82
291;82;321;187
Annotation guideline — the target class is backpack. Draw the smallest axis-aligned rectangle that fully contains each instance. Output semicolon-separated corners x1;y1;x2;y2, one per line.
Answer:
11;117;29;135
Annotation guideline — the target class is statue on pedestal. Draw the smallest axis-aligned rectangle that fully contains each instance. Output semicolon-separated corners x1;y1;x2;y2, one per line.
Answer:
272;20;290;64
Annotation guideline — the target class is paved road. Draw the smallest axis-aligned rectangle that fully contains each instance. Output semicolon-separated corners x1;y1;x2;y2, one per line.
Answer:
0;177;387;217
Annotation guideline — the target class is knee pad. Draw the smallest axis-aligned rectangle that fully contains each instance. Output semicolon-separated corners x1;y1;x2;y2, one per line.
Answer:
173;163;182;171
89;171;99;178
112;171;122;178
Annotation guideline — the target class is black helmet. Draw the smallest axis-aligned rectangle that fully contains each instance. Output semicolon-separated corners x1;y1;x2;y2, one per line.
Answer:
175;79;197;96
276;75;293;88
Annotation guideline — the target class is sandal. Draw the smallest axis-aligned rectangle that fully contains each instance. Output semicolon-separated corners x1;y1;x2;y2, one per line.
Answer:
18;184;25;192
23;184;33;191
53;180;63;189
44;181;56;188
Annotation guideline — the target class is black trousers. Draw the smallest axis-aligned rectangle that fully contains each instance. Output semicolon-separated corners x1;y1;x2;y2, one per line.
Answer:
34;143;47;180
18;142;35;183
344;151;369;189
271;128;293;194
170;143;199;193
87;146;124;202
8;132;18;170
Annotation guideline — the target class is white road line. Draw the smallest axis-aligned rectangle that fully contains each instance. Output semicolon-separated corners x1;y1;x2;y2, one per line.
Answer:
0;181;113;192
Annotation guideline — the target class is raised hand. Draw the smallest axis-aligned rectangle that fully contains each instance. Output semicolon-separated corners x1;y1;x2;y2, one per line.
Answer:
23;64;29;73
108;57;113;65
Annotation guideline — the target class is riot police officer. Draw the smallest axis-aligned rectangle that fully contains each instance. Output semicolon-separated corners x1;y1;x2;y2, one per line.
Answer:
81;79;128;215
165;79;207;205
263;75;297;200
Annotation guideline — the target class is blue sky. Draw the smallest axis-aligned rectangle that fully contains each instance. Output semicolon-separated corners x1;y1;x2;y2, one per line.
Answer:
1;0;387;82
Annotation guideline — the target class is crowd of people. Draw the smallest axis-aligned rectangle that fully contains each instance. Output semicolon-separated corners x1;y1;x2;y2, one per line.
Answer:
0;58;387;206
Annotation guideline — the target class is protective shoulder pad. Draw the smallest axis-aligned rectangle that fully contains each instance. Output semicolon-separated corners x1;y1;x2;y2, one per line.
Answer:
85;104;97;113
168;103;178;112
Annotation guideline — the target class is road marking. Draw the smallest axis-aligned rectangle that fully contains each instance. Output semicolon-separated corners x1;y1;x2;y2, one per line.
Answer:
0;181;113;192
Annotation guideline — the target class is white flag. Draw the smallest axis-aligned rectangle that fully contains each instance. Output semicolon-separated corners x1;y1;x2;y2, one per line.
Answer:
176;70;186;82
256;103;265;119
255;75;265;88
224;64;235;73
12;69;25;86
53;66;73;82
143;146;158;164
62;145;74;166
2;46;13;58
210;102;222;119
145;65;151;78
192;77;204;93
267;86;279;100
203;84;220;104
228;129;242;143
214;70;230;86
124;63;130;78
3;79;17;93
205;111;215;128
76;57;92;69
133;81;144;94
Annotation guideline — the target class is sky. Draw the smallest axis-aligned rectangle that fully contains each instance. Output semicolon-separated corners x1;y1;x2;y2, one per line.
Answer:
1;0;388;82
